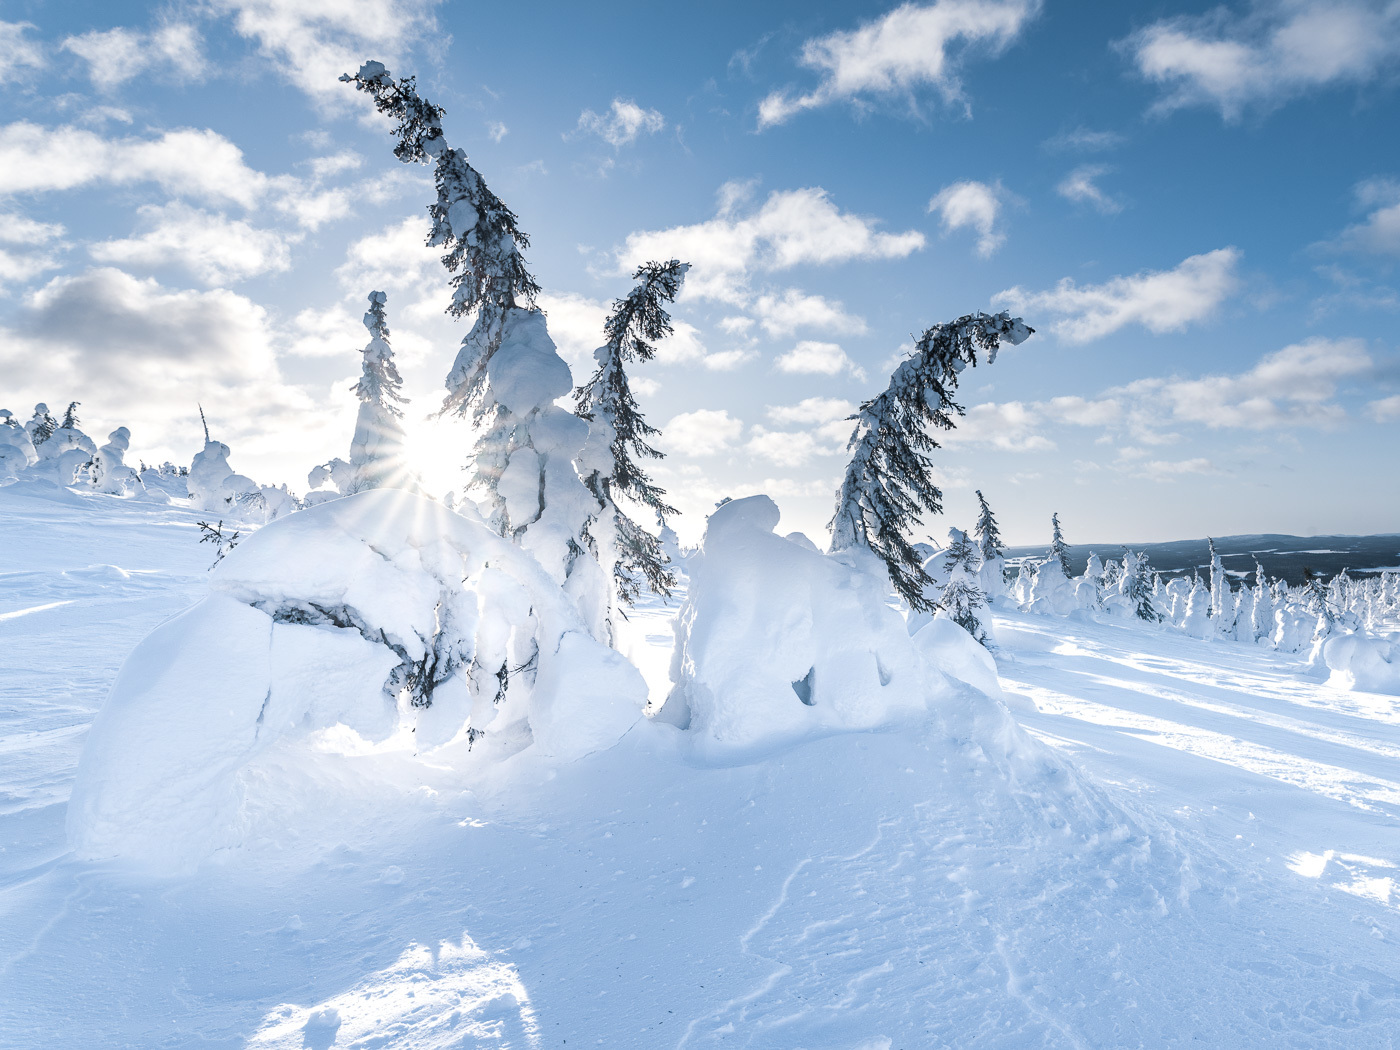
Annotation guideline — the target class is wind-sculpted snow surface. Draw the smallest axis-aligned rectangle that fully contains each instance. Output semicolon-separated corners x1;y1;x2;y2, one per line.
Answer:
662;495;1017;757
67;489;646;864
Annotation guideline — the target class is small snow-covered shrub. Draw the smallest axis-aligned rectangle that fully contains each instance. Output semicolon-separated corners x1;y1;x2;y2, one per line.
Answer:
68;489;646;862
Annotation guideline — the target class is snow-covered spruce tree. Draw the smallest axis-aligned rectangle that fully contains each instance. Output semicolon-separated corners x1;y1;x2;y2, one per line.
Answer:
829;311;1033;609
61;401;80;429
939;526;989;643
344;62;607;637
346;290;412;493
575;259;687;611
1123;550;1160;622
27;403;57;446
1048;512;1072;578
1207;537;1229;629
972;489;1004;562
971;488;1009;599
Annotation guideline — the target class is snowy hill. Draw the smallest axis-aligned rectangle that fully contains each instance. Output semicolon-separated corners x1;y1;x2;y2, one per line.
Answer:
4;487;1400;1047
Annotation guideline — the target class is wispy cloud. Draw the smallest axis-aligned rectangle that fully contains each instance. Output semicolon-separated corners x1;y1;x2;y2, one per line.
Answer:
576;98;665;147
758;0;1041;128
1056;165;1122;214
617;181;924;303
928;179;1009;256
994;247;1241;343
1124;0;1400;119
63;24;205;89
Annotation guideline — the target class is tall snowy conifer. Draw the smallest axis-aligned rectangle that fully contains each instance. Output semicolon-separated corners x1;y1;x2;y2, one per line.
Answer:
1123;551;1160;622
1048;513;1071;578
345;62;609;637
830;311;1033;609
342;62;539;519
972;489;1005;562
61;402;81;429
575;259;687;608
939;526;988;642
346;290;412;492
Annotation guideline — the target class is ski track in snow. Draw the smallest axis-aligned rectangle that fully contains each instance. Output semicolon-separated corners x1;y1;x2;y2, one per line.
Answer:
3;490;1400;1047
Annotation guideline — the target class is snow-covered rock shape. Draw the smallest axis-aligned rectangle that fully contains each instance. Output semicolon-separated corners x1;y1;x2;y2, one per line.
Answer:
661;495;960;758
68;489;647;863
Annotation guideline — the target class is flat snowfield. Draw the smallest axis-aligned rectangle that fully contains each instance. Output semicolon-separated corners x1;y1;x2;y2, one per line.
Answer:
4;488;1400;1048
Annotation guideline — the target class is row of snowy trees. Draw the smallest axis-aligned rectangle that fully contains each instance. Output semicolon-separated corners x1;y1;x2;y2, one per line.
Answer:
924;495;1399;676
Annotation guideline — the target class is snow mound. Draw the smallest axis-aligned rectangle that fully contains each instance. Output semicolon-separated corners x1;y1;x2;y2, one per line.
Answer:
659;496;933;757
1321;632;1400;695
68;489;646;863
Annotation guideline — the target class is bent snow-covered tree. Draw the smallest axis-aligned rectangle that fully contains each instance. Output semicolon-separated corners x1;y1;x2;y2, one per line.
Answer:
829;311;1033;609
345;61;608;638
575;260;687;609
346;290;412;493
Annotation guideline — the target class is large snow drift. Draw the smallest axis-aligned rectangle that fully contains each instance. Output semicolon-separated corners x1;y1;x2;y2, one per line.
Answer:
68;489;646;863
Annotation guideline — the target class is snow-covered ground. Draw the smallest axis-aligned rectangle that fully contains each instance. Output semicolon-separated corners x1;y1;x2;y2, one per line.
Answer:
4;487;1400;1048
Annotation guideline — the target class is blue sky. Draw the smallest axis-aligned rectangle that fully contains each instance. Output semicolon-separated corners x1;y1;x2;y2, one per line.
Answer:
1;0;1398;546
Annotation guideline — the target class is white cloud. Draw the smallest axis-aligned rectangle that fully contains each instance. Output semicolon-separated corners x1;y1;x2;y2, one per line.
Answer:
1057;165;1122;214
488;121;508;143
0;211;67;289
89;202;293;285
0;122;269;208
0;213;65;246
758;0;1041;127
944;400;1055;451
1117;336;1375;430
766;396;855;427
0;21;46;77
1366;394;1400;421
336;214;439;293
576;99;666;147
663;408;742;456
1326;178;1400;257
745;427;827;467
994;247;1242;343
537;291;608;370
1042;126;1124;153
1126;1;1400;119
774;340;866;380
0;267;324;480
206;0;443;110
62;24;205;89
701;348;758;371
928;179;1007;256
751;288;866;337
618;182;924;303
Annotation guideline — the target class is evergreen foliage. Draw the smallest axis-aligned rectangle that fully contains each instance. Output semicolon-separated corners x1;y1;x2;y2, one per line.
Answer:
939;526;988;642
30;404;57;446
341;61;539;420
62;402;81;429
830;311;1033;610
1124;551;1160;622
346;291;411;493
972;489;1005;562
575;259;687;603
1049;512;1071;578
